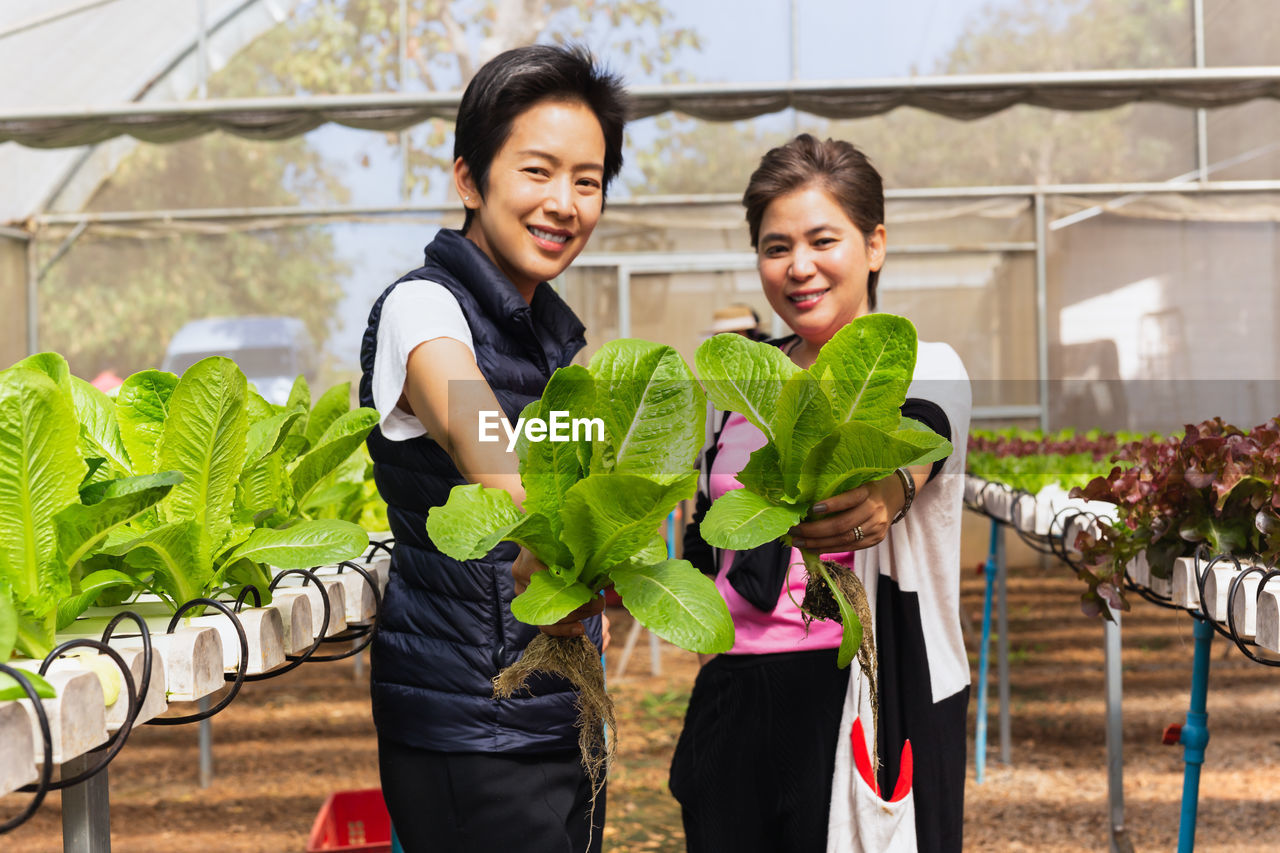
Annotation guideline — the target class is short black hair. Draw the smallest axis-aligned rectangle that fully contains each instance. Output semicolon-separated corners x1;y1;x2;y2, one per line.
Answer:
455;44;628;230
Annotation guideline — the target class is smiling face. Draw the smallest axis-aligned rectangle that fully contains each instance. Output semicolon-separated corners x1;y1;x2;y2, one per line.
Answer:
756;183;886;351
455;99;606;300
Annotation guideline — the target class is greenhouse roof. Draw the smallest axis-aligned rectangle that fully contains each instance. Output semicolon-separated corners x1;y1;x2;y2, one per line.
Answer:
0;0;296;223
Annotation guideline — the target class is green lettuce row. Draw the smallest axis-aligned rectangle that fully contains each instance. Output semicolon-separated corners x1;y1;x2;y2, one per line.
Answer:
0;354;379;662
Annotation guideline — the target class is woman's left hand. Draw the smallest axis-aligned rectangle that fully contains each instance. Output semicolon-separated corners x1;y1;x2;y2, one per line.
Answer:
789;477;900;553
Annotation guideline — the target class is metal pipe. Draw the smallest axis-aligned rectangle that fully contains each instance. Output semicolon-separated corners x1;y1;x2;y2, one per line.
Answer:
198;696;213;788
996;523;1011;765
1104;612;1129;853
196;0;208;100
36;179;1280;228
975;518;1000;784
617;266;631;338
971;405;1045;421
36;221;88;281
1034;193;1050;431
25;231;38;356
0;0;123;42
789;0;800;137
8;66;1280;124
398;0;410;202
60;755;110;853
1176;617;1214;853
1193;0;1209;182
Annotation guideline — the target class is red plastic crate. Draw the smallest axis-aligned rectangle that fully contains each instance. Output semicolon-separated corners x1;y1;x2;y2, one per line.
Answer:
306;789;393;853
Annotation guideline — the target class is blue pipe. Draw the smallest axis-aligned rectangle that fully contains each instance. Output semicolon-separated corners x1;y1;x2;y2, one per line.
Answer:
1176;616;1213;853
975;518;1000;784
667;510;677;559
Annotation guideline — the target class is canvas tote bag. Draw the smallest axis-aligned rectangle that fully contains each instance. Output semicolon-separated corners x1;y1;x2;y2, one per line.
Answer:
826;660;916;853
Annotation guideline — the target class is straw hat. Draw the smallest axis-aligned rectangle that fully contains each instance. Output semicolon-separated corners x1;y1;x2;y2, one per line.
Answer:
708;304;760;334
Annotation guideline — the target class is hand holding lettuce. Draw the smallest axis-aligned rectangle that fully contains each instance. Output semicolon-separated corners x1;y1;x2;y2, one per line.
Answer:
427;339;732;798
695;314;952;670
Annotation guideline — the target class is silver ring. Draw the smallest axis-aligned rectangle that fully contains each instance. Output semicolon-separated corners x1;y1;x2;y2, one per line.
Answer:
853;526;864;542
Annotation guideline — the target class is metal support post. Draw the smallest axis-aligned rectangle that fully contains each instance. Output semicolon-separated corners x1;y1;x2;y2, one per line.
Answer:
1176;617;1213;853
195;0;208;100
995;523;1011;764
198;696;213;788
398;0;410;201
1104;612;1130;853
61;754;111;853
975;518;999;783
1193;0;1209;182
25;231;39;356
616;265;631;338
1033;192;1049;431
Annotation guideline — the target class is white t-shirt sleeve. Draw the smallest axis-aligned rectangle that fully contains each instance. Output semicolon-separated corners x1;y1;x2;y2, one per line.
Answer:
372;281;476;442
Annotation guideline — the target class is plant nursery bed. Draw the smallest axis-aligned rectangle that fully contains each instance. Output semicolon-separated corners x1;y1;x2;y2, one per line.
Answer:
5;564;1280;851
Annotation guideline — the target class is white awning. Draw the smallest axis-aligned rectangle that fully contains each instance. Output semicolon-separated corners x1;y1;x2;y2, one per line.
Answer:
4;67;1280;149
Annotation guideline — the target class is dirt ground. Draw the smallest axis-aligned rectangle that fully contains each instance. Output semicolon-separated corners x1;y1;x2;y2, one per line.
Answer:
4;560;1280;851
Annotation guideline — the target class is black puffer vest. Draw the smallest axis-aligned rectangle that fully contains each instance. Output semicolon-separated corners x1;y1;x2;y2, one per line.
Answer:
359;228;598;753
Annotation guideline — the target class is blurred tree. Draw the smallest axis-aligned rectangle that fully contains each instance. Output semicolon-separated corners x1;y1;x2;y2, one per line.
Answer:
215;0;700;194
833;0;1194;187
38;131;350;378
638;0;1200;194
37;0;698;378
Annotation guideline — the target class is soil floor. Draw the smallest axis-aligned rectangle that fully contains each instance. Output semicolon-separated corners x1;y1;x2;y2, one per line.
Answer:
5;559;1280;851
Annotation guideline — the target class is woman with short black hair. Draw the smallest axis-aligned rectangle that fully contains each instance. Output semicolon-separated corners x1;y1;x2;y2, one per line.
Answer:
358;44;627;852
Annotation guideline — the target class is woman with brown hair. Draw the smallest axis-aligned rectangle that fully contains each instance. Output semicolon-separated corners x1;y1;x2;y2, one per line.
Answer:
672;134;972;852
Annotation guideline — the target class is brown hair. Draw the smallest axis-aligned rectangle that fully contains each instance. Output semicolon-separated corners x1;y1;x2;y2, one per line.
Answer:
743;134;885;309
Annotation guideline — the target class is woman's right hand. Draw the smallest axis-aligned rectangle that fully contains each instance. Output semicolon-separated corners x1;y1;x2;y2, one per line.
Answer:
513;546;603;637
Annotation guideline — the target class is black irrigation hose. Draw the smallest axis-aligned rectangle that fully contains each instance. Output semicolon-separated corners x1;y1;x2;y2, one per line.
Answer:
0;665;54;835
15;638;140;791
307;561;381;662
147;598;250;725
237;568;334;682
1224;564;1280;666
233;584;263;612
1192;552;1244;644
101;611;153;715
363;538;394;563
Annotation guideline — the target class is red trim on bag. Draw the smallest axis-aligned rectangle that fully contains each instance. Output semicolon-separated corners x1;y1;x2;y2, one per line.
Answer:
850;717;880;796
890;739;913;803
851;718;914;803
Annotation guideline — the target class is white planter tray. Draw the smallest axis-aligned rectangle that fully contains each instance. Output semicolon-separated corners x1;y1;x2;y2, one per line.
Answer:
73;602;284;677
363;553;391;596
62;621;223;704
0;701;36;796
41;649;167;730
269;591;315;655
271;576;348;638
1200;561;1254;624
1229;573;1270;639
1255;588;1280;654
1173;556;1201;609
1127;552;1150;588
8;666;107;766
313;565;378;623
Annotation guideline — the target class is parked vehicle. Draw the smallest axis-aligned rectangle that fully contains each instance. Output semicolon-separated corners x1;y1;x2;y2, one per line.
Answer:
162;316;314;405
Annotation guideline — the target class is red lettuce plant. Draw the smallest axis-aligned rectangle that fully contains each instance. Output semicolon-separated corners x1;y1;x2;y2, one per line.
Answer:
1072;417;1280;619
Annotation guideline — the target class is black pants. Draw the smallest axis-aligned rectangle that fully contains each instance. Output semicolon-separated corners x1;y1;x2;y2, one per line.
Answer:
377;738;604;853
669;648;850;853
